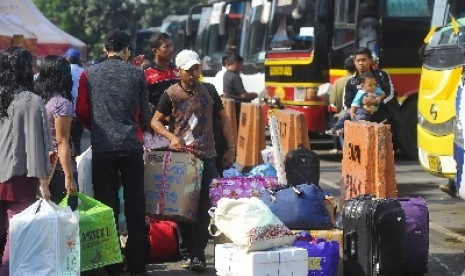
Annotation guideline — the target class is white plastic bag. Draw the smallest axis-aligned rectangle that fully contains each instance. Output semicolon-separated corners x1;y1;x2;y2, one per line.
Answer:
9;200;80;275
77;146;93;197
209;197;295;252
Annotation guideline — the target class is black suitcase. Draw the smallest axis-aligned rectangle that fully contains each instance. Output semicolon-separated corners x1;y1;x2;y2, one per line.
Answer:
284;144;320;186
343;195;407;276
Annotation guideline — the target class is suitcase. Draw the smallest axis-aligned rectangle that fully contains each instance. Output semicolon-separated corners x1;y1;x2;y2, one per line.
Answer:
398;198;429;275
284;144;320;186
146;216;180;262
343;195;407;276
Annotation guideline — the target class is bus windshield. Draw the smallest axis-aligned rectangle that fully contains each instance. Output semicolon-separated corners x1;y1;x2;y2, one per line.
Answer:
241;1;269;63
267;0;316;51
428;17;465;47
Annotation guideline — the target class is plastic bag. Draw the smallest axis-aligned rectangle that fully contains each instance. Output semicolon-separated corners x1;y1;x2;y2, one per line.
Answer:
61;193;122;271
208;197;295;252
77;146;93;197
9;200;80;275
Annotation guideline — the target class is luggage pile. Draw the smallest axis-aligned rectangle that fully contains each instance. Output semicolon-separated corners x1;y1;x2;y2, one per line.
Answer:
208;108;342;275
341;121;429;276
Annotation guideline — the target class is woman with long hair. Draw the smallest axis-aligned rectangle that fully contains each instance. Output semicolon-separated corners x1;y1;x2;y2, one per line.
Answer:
35;55;78;204
0;47;52;276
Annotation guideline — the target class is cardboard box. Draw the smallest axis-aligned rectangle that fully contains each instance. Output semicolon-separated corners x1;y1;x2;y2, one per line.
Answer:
144;151;203;222
221;98;237;144
276;109;311;160
215;243;308;276
236;103;266;169
341;121;397;203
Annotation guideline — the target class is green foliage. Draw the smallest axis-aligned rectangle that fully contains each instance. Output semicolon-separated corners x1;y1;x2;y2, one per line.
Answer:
32;0;204;61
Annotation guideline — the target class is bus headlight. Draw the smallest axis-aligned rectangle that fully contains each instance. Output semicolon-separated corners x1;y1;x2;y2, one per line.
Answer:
418;111;455;136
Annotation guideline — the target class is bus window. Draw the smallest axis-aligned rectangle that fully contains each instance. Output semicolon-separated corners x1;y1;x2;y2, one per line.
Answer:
268;0;316;51
384;0;432;18
332;0;356;49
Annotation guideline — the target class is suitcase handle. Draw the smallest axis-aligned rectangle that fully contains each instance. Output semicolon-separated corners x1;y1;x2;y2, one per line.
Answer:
344;231;357;258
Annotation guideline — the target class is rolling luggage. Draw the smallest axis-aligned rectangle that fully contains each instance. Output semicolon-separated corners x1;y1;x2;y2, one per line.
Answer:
398;197;429;275
343;195;406;276
284;144;320;186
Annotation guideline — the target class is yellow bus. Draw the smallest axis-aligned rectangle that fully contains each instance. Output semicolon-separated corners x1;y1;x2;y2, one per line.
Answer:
418;9;465;178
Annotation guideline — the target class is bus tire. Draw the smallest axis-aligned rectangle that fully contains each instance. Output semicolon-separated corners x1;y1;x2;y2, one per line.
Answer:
397;96;418;160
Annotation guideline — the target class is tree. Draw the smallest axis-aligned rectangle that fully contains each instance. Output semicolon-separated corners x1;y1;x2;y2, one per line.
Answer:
33;0;204;60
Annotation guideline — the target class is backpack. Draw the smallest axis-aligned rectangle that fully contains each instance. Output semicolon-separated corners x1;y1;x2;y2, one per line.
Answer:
284;145;320;186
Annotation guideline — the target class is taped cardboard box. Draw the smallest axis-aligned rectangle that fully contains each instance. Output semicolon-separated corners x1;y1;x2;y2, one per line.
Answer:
236;103;266;169
144;151;203;222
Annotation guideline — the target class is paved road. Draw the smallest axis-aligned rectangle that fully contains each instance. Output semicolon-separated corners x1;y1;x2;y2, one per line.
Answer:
80;131;465;275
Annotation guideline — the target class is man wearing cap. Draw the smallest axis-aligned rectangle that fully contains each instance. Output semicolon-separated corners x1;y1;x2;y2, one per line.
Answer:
151;49;236;272
76;29;150;276
64;47;85;155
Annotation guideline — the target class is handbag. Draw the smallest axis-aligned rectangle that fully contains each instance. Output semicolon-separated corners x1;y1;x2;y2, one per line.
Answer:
293;232;339;276
146;217;180;262
61;193;122;271
208;197;295;252
209;176;279;206
9;200;80;275
260;183;333;230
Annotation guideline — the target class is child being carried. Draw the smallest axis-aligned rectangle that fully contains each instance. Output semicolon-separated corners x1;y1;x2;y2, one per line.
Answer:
325;73;385;136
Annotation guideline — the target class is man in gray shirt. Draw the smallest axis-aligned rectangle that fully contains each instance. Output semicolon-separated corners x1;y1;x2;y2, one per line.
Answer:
76;29;150;276
223;54;258;123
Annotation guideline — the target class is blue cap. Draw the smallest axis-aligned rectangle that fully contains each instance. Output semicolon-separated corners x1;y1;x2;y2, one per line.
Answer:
64;48;80;58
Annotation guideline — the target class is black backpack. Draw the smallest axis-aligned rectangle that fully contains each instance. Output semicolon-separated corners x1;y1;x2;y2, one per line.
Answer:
284;145;320;186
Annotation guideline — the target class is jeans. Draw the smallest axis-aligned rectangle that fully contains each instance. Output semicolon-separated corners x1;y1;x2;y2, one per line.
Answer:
333;108;371;130
92;150;147;274
178;157;218;262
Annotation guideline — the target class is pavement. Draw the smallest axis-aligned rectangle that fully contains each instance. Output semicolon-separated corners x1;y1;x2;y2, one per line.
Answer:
79;131;465;275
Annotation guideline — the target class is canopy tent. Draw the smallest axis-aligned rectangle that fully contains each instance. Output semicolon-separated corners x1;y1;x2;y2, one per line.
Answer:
0;0;87;60
0;13;37;53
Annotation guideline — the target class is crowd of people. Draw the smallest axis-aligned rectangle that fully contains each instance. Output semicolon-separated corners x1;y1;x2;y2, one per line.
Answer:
0;27;459;276
0;28;239;276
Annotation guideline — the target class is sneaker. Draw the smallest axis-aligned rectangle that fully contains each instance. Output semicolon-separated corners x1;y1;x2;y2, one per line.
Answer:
190;257;207;272
180;257;192;270
439;184;457;198
325;128;339;136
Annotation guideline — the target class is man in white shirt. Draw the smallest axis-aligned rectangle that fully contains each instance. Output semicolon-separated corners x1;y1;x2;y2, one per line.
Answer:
64;47;85;155
212;52;231;96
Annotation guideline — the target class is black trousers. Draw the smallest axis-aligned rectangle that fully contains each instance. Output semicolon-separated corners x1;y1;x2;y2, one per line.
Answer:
71;118;84;155
178;157;218;262
92;150;147;274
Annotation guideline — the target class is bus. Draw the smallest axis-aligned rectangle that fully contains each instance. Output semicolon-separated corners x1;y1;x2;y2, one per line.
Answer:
187;0;247;80
134;14;201;59
264;0;437;158
238;0;272;95
417;0;465;179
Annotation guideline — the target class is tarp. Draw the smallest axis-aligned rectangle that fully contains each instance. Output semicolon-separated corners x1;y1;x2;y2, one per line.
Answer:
0;13;37;53
0;0;87;60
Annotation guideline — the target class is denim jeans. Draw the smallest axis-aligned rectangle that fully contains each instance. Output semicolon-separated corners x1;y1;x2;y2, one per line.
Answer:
333;108;371;130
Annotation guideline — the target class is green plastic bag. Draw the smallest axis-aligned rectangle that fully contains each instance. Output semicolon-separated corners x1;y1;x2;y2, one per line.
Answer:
61;193;122;271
